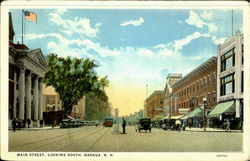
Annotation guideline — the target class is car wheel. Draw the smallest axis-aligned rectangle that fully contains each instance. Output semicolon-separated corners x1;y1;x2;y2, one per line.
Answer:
149;129;151;133
139;130;141;133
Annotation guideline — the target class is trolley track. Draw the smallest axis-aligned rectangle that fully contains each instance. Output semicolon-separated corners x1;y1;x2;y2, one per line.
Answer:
54;127;110;151
10;126;94;151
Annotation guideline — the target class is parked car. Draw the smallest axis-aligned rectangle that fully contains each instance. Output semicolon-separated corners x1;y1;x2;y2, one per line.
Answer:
60;119;71;128
135;118;151;133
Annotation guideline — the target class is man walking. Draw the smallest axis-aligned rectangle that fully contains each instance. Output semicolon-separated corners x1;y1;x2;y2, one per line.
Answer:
22;119;26;128
27;118;31;128
122;118;126;134
226;120;231;132
12;118;17;132
40;119;44;128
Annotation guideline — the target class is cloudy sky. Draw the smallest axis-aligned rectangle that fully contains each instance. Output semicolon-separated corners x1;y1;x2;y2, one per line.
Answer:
10;9;243;116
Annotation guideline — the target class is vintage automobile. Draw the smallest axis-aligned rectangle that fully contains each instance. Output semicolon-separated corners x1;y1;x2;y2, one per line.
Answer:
160;118;171;130
60;119;71;128
135;118;151;133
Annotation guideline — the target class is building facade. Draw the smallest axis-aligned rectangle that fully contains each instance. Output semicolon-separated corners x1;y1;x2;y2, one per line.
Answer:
144;91;164;118
212;32;243;123
163;73;182;117
9;13;48;126
43;86;86;120
171;57;217;116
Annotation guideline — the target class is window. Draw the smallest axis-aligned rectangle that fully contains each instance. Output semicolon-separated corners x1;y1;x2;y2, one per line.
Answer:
196;82;199;90
241;71;244;93
207;93;211;104
221;48;235;72
213;73;216;83
193;83;195;92
196;97;199;106
207;75;210;85
220;74;235;96
242;44;244;65
204;78;207;88
187;87;189;95
213;92;216;102
200;79;202;88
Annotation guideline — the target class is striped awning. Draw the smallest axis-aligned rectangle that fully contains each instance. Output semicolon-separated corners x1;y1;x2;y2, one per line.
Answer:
208;101;235;117
170;115;185;119
188;108;203;118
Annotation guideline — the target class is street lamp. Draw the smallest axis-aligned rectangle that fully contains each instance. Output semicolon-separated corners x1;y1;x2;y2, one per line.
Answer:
202;97;207;131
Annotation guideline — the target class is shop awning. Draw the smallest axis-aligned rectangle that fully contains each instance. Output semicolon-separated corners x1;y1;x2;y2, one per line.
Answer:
208;101;235;117
188;108;202;118
181;115;189;120
170;115;184;119
67;115;75;120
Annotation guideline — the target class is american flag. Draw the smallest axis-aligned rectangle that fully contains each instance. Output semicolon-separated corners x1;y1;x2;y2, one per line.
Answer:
23;11;37;23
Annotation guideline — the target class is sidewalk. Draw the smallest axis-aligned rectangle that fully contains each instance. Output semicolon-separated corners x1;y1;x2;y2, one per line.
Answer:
185;127;242;133
9;126;60;131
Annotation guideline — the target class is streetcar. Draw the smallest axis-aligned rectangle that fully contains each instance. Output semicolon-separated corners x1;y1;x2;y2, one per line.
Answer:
103;117;114;127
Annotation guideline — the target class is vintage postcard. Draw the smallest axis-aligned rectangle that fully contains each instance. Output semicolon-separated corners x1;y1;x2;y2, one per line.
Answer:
1;1;250;161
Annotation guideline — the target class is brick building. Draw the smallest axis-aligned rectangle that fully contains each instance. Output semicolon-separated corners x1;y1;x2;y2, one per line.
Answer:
171;57;217;116
144;91;164;118
163;73;182;117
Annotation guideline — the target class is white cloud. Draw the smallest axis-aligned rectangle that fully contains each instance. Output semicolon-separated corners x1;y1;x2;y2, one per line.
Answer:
57;9;68;15
49;9;101;38
120;17;144;27
137;48;154;57
200;11;214;20
211;36;227;45
153;32;210;58
185;11;217;34
173;32;210;52
24;33;63;40
185;11;206;28
69;39;122;57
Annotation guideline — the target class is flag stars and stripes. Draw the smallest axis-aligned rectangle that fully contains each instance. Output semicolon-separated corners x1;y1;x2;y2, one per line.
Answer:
23;11;37;23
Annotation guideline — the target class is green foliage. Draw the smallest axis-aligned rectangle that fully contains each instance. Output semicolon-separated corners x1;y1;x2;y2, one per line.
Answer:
44;54;109;116
85;92;112;121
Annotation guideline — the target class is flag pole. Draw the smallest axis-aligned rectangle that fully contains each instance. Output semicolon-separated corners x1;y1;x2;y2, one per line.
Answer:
232;10;233;36
22;9;24;44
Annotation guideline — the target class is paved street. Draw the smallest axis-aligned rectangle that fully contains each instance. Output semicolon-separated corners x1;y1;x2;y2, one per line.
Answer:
9;126;242;152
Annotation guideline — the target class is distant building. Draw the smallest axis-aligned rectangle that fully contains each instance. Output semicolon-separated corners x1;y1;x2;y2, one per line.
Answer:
172;57;217;116
163;73;182;117
209;32;243;128
43;86;86;120
9;13;48;127
144;91;164;119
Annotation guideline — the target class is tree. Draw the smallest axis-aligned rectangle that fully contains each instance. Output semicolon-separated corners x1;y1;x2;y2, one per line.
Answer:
44;54;109;117
85;92;112;121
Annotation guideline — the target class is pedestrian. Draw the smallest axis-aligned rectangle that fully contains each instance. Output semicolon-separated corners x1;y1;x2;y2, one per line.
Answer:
122;118;126;134
226;120;231;132
27;118;31;128
22;119;26;128
188;119;192;129
17;120;22;130
12;118;17;132
175;119;181;132
54;120;57;127
40;119;44;128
